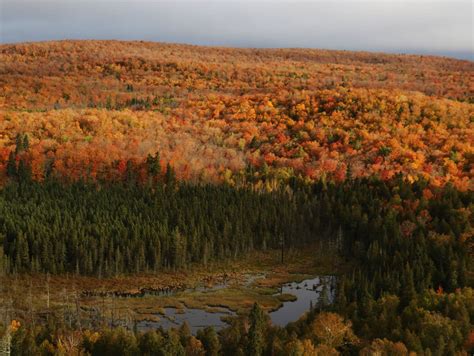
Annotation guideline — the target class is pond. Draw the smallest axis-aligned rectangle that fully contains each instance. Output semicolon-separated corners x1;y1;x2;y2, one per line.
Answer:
270;275;336;326
137;275;335;333
137;307;235;334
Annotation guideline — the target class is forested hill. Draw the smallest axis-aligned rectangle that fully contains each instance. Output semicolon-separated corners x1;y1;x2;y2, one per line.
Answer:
2;40;473;106
0;41;472;189
0;41;473;354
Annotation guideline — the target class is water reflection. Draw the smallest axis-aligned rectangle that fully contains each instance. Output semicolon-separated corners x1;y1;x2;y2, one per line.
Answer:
270;276;336;326
137;275;335;333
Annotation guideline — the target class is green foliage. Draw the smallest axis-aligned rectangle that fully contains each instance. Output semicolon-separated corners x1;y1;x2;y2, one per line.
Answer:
146;151;161;178
378;146;392;157
165;163;176;186
6;151;16;178
10;327;39;356
91;328;139;356
0;176;471;354
246;303;268;356
0;178;319;274
197;327;220;356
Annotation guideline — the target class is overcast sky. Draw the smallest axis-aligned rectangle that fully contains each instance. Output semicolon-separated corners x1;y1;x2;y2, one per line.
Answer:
1;0;473;60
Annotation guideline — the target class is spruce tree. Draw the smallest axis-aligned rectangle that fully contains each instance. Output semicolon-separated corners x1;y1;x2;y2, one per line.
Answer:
14;133;24;154
17;159;32;182
247;303;267;356
165;163;176;186
401;264;416;308
23;134;29;151
6;151;17;178
146;151;161;179
197;327;220;356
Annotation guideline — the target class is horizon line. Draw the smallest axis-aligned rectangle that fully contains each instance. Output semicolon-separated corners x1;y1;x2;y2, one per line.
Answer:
2;38;473;62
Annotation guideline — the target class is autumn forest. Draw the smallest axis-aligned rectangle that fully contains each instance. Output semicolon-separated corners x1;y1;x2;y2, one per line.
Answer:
0;41;473;355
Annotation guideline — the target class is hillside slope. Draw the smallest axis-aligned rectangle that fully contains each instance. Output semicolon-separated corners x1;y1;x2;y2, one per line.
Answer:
0;40;473;188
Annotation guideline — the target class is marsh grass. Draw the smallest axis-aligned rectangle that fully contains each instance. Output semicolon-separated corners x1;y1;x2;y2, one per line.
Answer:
0;244;345;325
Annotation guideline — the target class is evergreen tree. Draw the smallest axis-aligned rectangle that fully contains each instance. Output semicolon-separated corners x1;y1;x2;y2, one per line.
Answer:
137;331;164;355
165;163;176;186
401;264;416;308
319;277;331;310
17;159;32;182
197;327;220;356
246;303;267;356
6;151;17;178
23;134;29;151
146;151;161;179
14;133;24;154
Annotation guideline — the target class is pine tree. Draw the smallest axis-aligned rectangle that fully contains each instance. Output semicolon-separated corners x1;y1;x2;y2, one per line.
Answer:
146;151;161;179
6;151;17;178
14;133;24;154
138;331;164;355
336;277;348;310
178;321;191;346
197;327;220;356
401;264;416;307
23;134;29;151
17;159;32;182
247;303;267;356
16;232;30;271
125;159;136;185
165;163;176;186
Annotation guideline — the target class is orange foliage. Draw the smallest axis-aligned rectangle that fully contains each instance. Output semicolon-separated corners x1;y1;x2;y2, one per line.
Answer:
0;41;472;187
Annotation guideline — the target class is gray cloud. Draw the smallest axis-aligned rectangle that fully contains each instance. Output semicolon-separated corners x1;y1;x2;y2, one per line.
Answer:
1;1;472;60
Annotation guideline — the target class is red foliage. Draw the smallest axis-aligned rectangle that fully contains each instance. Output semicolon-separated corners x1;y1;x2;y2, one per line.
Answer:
0;41;472;187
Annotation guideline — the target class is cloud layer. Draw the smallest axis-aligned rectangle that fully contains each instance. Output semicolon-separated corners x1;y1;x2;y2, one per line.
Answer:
1;1;473;59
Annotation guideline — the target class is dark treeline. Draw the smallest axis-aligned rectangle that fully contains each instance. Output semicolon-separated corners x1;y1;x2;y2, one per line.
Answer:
0;178;318;275
0;173;470;286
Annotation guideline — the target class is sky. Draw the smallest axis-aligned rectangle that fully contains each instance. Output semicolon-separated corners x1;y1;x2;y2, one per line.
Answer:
1;0;473;60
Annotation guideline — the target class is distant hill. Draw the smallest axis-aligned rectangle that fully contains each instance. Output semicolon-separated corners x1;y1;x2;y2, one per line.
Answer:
0;40;472;188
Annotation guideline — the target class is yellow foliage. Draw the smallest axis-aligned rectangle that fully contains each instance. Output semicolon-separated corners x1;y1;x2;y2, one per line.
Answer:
10;320;20;332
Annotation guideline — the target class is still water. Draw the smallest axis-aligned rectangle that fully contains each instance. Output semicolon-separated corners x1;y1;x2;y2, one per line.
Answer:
138;307;235;334
137;275;335;333
270;275;336;326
